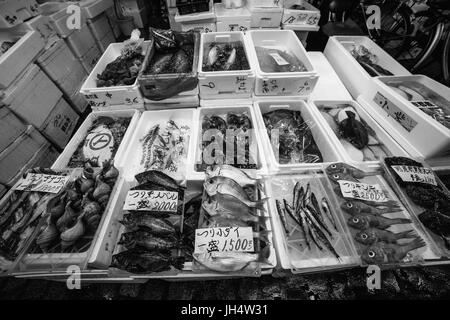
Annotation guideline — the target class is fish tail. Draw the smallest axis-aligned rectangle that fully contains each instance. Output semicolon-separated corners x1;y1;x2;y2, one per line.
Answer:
405;237;427;254
255;181;264;193
256;230;271;243
391;217;412;225
395;229;418;240
170;256;186;270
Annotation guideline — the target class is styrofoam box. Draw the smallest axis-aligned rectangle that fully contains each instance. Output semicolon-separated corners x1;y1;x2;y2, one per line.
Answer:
248;4;282;28
78;43;102;74
282;23;319;46
118;108;196;182
253;99;343;173
51;109;140;171
282;0;320;26
358;75;450;159
98;31;116;52
0;107;27;152
144;86;200;109
246;0;281;9
215;3;251;32
2;64;63;130
310;100;411;165
80;40;151;108
124;7;147;29
22;14;57;43
65;24;97;58
105;7;121;39
198;32;255;99
179;19;216;33
87;12;113;42
324;36;411;99
174;5;215;23
68;91;89;114
40;2;87;38
246;30;319;97
0;0;40;28
0;29;44;89
80;0;113;19
0;125;49;185
40;97;80;150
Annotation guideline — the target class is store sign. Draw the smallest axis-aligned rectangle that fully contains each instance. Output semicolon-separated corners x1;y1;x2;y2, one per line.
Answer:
391;165;437;186
373;92;418;132
338;180;388;203
194;227;254;254
12;173;70;194
82;125;114;165
123;190;179;212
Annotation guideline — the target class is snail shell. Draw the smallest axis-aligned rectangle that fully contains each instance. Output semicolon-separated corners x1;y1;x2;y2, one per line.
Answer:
60;218;85;250
103;165;119;181
86;213;101;231
56;203;78;233
93;179;111;200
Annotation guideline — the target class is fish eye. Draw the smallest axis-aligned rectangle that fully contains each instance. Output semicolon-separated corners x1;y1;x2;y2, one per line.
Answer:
352;218;359;223
209;179;214;184
333;174;339;179
346;203;353;208
361;234;368;239
368;251;376;258
331;164;336;169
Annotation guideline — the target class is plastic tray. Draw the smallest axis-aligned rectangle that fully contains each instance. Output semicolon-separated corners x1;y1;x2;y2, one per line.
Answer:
198;31;255;99
144;86;199;110
246;30;319;97
282;0;320;26
214;3;251;32
80;40;152;108
253;99;343;173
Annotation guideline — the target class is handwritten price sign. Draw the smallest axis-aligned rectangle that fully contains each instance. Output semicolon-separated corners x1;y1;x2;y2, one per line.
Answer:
338;180;388;203
194;227;254;254
391;165;437;186
12;173;70;194
123;190;179;212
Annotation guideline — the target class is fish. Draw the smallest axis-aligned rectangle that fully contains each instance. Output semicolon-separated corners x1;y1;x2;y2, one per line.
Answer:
111;249;185;273
194;246;270;273
202;196;267;224
206;215;249;228
204;176;251;201
134;170;183;191
304;211;341;260
276;199;290;234
310;193;322;220
302;183;311;208
419;209;450;249
325;163;369;179
321;197;338;231
293;182;304;210
337;110;369;149
206;165;262;191
355;228;418;245
341;200;404;216
119;214;176;235
204;182;267;210
361;237;427;264
348;214;412;230
285;200;311;249
328;171;361;183
118;231;179;251
305;206;333;238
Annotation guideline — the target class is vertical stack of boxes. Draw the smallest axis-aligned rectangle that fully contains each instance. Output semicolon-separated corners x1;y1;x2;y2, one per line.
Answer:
82;0;116;51
119;0;148;28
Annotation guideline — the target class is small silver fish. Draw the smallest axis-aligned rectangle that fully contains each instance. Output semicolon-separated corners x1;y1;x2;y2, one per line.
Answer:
202;196;267;224
204;182;267;210
206;165;262;191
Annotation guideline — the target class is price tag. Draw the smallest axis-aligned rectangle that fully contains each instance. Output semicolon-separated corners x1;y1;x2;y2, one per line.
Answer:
338;180;388;203
123;190;179;212
269;53;289;66
12;173;70;194
194;227;254;254
391;165;437;186
410;100;439;110
374;92;418;132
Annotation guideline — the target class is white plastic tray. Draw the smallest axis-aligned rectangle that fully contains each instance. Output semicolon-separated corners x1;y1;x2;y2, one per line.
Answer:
214;3;251;32
282;0;320;26
247;4;282;28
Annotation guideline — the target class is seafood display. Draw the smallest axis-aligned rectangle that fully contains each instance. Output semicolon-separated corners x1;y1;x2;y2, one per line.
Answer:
384;157;450;252
262;109;323;164
68;116;131;168
349;45;393;77
27;162;119;255
255;46;307;73
317;103;390;161
384;80;450;129
326;162;429;265
196;111;258;171
202;41;250;72
139;120;190;174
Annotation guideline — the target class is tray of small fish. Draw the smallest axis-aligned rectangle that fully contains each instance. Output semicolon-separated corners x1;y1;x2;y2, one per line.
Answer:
246;30;318;96
194;102;265;176
324;162;442;267
265;170;359;273
52;109;140;171
254;99;342;172
312;100;410;163
118;109;196;182
12;163;120;274
381;157;450;261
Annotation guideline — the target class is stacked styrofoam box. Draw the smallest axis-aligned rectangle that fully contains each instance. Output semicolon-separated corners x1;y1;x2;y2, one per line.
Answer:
0;0;40;28
21;14;59;46
175;7;216;33
281;0;320;27
0;183;6;198
120;0;147;28
0;106;27;153
214;3;251;32
246;0;282;29
282;23;319;48
105;7;121;39
87;12;115;52
65;23;101;73
39;2;87;39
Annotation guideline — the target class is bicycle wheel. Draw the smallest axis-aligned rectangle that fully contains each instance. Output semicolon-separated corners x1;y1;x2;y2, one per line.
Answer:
378;5;413;58
443;28;450;85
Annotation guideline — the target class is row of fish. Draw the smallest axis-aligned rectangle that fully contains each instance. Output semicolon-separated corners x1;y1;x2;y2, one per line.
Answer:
203;42;250;72
350;45;393;77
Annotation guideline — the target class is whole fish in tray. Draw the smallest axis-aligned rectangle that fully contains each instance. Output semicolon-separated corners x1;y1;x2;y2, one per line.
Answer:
111;249;185;273
361;237;427;264
341;200;403;216
206;165;262;191
355;228;417;245
119;214;177;236
348;214;411;230
118;230;182;252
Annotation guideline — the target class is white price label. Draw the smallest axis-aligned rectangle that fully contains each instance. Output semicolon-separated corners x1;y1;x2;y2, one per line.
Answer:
391;165;437;186
123;190;179;212
194;227;254;254
269;53;289;66
12;173;70;194
338;180;388;203
82;125;114;165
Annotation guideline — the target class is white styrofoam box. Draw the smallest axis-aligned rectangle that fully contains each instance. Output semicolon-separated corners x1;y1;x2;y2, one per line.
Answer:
0;125;49;185
358;75;450;159
40;97;80;149
310;100;411;165
175;8;216;33
36;39;88;98
105;7;121;39
215;3;251;32
144;93;200;110
0;0;40;28
80;0;113;19
246;0;282;9
52;109;140;171
123;7;147;29
65;24;97;58
0;29;44;89
248;4;282;28
118;108;197;182
68;91;89;114
174;6;215;22
80;40;151;108
282;0;320;26
246;29;318;97
307;51;352;101
253;99;343;173
0;107;27;152
40;2;87;38
198;32;255;99
282;23;319;46
181;20;216;33
168;7;182;31
87;12;113;42
119;0;146;13
78;43;102;73
22;14;57;44
2;65;63;130
324;36;411;99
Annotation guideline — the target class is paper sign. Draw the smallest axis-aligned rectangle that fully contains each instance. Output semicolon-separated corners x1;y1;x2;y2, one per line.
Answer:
374;92;418;132
338;180;388;203
194;227;254;254
411;100;439;110
391;165;437;186
12;173;70;194
82;125;114;166
123;190;179;212
269;53;289;66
